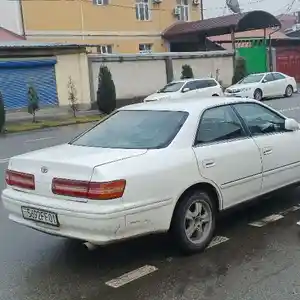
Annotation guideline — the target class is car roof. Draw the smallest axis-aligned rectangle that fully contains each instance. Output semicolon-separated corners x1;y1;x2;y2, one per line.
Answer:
119;96;258;114
172;78;217;84
246;73;266;76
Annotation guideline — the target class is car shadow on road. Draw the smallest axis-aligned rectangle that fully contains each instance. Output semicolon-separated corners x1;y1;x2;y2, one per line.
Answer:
48;187;300;278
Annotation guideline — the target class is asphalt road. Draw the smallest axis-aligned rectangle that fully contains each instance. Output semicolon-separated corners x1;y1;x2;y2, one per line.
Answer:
2;96;300;300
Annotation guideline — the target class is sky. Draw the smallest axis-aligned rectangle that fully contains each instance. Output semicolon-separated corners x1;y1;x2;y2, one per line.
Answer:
203;0;299;19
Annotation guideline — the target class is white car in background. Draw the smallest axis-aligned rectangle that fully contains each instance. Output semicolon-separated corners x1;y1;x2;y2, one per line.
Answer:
2;97;300;254
225;72;297;101
144;78;223;102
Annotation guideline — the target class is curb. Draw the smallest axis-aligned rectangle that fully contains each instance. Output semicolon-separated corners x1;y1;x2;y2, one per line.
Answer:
1;119;100;136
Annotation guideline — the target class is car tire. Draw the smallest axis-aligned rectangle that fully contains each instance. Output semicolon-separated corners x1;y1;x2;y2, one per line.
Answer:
285;85;293;97
212;94;219;96
253;89;263;101
171;190;216;254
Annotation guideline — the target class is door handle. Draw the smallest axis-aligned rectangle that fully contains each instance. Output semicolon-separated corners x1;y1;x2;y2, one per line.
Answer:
203;159;215;168
263;147;272;155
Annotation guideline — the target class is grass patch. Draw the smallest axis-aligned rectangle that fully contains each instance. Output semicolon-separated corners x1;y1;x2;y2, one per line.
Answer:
6;114;102;134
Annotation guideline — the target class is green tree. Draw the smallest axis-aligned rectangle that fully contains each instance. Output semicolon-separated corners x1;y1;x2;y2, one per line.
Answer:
97;65;116;114
232;57;247;85
27;85;39;123
180;64;194;79
68;76;78;118
0;91;5;133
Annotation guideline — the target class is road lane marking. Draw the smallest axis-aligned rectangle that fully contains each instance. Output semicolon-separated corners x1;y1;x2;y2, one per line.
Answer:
279;205;300;216
279;107;300;112
24;137;55;143
0;158;10;164
248;214;284;227
207;236;229;248
105;265;158;288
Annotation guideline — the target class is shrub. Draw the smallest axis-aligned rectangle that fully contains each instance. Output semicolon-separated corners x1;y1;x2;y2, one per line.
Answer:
97;65;116;114
0;91;5;133
180;64;194;79
27;85;39;123
68;76;78;118
232;57;247;85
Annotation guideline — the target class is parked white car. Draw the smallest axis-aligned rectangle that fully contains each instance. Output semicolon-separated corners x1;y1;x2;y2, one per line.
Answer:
224;72;297;101
2;97;300;253
144;78;223;102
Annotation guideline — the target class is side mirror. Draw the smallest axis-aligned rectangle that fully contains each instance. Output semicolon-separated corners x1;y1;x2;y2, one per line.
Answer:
262;79;267;83
182;87;190;93
285;118;299;131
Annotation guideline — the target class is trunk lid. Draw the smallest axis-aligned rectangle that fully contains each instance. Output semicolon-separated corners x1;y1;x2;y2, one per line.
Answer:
8;144;147;198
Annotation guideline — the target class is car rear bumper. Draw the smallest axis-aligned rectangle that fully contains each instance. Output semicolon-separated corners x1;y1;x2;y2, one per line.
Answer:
1;188;126;245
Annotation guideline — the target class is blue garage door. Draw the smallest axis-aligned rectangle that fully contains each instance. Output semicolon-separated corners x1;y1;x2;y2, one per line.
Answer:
0;59;58;110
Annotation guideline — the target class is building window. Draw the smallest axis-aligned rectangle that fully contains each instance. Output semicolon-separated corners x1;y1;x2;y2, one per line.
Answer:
136;0;150;21
97;45;112;54
139;44;152;53
176;0;189;21
93;0;109;5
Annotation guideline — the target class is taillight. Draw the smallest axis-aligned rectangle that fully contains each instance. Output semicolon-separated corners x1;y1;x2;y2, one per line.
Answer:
52;178;126;200
5;170;35;190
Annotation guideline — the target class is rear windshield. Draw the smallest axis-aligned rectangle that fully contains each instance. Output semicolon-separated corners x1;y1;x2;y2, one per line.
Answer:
71;110;188;149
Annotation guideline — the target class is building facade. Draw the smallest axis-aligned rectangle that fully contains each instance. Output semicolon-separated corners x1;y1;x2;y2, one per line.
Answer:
21;0;202;53
0;42;90;110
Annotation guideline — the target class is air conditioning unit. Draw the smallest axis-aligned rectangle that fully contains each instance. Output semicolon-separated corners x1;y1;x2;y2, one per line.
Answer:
173;6;181;16
193;0;200;5
152;0;162;3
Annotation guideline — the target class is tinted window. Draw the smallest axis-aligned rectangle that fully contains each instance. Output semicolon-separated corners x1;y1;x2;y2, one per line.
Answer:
264;74;274;82
233;103;285;135
71;110;188;149
273;73;286;80
158;82;184;93
206;79;217;87
184;81;199;91
196;105;246;144
196;80;217;89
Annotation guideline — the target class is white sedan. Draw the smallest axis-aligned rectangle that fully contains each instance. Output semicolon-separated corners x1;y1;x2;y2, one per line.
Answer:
2;97;300;254
224;72;297;101
144;78;223;102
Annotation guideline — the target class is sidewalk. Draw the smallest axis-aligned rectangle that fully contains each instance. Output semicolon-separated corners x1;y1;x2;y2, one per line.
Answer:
6;107;99;124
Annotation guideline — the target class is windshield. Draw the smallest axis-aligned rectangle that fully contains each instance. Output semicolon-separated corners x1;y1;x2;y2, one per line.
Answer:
239;74;264;84
158;82;184;93
71;110;189;149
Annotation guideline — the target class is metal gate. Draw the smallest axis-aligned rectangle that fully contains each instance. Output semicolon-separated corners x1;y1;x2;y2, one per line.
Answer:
0;59;58;110
276;47;300;82
236;39;268;74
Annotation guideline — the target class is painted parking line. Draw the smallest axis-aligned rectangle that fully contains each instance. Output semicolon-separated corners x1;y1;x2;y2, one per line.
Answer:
0;158;9;164
24;136;55;143
248;214;284;227
279;205;300;216
279;107;300;112
207;236;229;248
105;265;158;288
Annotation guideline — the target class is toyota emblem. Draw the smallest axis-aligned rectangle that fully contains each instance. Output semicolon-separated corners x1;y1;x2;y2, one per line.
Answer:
41;166;48;174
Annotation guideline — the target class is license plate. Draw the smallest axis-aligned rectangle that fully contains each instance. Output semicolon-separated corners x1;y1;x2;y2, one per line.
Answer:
21;206;59;227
